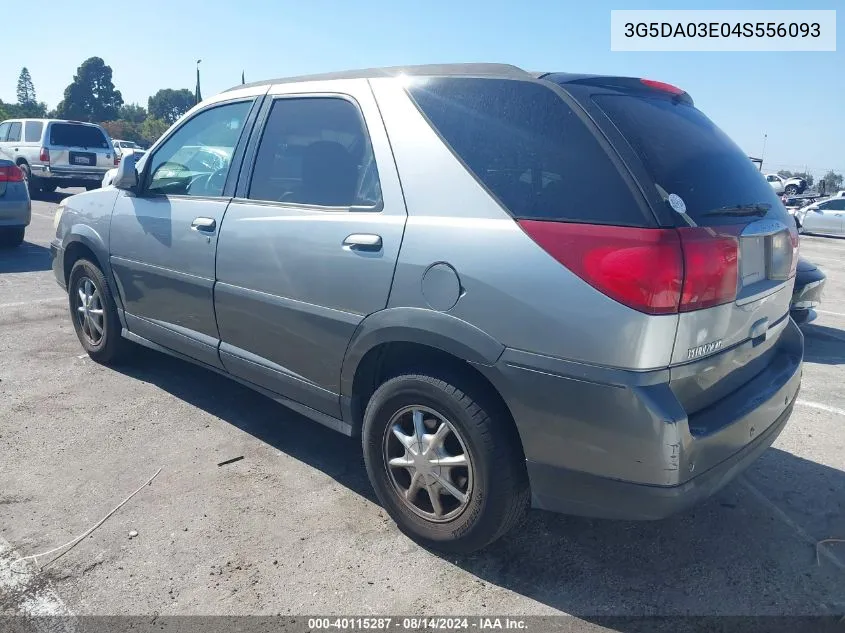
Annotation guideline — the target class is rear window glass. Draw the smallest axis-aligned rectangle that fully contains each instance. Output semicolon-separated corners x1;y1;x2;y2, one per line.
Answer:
594;94;791;226
49;124;109;149
408;78;647;226
24;121;43;142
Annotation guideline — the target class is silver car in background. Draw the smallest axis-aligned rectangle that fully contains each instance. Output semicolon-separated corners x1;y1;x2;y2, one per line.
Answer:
50;64;803;552
797;196;845;236
0;118;116;197
0;153;30;247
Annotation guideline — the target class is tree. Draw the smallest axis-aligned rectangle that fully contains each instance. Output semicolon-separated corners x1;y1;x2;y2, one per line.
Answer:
0;100;10;121
13;68;47;118
147;89;194;125
55;57;123;122
140;117;169;145
819;170;844;194
16;68;36;106
118;103;147;124
101;120;144;145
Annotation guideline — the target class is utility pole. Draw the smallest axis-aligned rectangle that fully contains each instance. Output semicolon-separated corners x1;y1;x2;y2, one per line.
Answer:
761;133;767;169
195;59;203;105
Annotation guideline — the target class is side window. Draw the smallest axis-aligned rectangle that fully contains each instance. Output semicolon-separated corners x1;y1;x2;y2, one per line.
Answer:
0;122;10;142
146;100;252;197
407;78;643;224
828;199;845;211
248;97;382;208
7;122;22;143
24;121;43;143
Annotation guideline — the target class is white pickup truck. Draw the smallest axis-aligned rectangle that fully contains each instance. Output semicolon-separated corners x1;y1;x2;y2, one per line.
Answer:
765;173;808;195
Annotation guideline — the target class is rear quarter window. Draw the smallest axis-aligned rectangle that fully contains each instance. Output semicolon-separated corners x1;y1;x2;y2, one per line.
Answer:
49;124;109;149
407;78;648;226
24;121;43;143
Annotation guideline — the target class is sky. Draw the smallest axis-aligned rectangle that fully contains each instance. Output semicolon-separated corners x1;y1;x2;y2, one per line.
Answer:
4;0;842;180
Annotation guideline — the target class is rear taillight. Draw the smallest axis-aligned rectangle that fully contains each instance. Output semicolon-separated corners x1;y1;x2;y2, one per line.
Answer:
517;220;740;315
788;226;800;278
676;227;739;312
518;221;683;314
39;147;50;162
114;155;120;166
0;165;24;182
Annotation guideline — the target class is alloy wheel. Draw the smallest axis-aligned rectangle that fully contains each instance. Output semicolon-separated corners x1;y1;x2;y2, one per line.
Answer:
382;405;473;522
75;277;105;346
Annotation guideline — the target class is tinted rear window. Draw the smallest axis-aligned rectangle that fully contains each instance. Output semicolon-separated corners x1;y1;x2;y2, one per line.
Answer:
49;124;109;149
594;95;790;226
408;78;647;226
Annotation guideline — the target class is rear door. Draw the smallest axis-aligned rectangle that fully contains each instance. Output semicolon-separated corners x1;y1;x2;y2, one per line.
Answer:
214;79;406;417
563;83;798;412
823;199;845;234
46;122;113;171
109;96;261;368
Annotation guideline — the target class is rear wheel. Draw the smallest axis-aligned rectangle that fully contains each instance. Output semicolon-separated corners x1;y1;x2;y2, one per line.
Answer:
785;185;799;195
791;309;811;324
68;258;127;364
17;162;38;199
0;227;25;248
40;182;57;193
362;372;529;553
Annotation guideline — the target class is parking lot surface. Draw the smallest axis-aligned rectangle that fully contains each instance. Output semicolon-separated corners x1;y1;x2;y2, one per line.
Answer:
1;190;844;623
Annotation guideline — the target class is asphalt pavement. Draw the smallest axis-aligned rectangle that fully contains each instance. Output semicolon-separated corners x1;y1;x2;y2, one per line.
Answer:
1;190;843;624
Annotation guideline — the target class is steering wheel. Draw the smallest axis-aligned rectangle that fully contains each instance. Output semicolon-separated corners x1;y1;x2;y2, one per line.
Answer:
203;167;229;195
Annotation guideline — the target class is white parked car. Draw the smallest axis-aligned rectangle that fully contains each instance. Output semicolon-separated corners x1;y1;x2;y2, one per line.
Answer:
796;196;845;236
112;139;146;162
765;173;807;195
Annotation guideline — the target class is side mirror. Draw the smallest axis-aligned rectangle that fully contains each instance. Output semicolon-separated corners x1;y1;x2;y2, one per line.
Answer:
113;151;138;190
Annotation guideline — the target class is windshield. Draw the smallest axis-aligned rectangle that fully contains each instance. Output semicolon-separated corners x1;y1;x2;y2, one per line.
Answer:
594;94;791;227
49;123;109;149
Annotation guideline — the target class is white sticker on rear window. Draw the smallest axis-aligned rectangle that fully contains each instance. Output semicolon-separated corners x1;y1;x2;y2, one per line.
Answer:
668;193;687;214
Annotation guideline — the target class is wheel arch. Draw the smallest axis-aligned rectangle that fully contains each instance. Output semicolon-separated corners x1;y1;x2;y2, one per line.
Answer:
62;228;127;326
340;308;513;435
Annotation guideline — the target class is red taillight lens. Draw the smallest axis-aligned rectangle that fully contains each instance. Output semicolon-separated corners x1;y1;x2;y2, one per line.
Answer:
0;165;24;182
640;78;685;95
39;147;50;162
518;220;741;315
518;220;683;314
676;227;739;312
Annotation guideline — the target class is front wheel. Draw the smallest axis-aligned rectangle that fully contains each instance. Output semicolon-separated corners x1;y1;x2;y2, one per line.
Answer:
785;185;799;195
0;227;25;248
68;259;127;364
363;373;529;553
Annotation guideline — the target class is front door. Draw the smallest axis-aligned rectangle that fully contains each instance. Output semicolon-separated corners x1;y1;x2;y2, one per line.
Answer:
214;80;407;417
109;98;257;368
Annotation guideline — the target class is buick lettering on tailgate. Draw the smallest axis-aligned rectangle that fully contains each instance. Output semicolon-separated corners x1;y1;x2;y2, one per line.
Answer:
688;339;723;360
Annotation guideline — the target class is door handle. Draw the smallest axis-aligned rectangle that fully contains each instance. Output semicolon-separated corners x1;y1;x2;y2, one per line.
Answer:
343;233;382;251
191;217;216;232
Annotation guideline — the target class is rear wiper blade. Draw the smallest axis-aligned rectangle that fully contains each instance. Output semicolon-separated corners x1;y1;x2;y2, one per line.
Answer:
703;203;771;217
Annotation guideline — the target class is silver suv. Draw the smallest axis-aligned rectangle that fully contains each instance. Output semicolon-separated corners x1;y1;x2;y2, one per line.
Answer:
50;64;804;552
0;118;116;197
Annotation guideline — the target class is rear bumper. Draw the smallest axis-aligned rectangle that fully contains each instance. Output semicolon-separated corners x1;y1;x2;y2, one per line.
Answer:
50;240;66;289
31;164;109;183
477;318;803;520
0;190;31;227
792;268;826;310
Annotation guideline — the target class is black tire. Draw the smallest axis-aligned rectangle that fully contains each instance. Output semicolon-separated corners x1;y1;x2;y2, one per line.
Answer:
794;215;801;230
791;309;810;324
40;182;57;193
17;162;38;199
67;258;127;364
363;372;529;553
0;227;25;248
785;185;799;195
